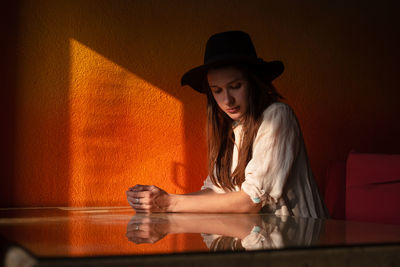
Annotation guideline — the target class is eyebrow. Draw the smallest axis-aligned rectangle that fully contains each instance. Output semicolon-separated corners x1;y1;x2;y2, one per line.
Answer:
209;78;244;88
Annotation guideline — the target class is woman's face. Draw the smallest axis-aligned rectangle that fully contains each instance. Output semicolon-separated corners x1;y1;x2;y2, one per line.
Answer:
207;66;249;121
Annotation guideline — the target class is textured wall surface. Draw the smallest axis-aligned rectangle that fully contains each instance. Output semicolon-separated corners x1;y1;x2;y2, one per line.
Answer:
1;0;400;207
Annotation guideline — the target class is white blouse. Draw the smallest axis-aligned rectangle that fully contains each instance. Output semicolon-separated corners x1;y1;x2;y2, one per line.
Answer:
202;215;323;251
201;102;329;219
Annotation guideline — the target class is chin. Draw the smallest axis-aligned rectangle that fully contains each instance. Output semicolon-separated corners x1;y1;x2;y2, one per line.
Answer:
229;114;243;121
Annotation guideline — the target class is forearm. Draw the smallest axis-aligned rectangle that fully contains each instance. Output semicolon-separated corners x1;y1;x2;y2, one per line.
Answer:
127;185;261;214
168;190;261;213
167;214;260;239
184;188;216;196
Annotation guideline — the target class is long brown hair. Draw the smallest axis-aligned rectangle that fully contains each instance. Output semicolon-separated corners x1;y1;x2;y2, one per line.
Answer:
206;64;283;191
210;236;245;251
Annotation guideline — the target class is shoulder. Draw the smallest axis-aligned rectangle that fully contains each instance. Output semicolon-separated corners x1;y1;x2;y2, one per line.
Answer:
253;103;301;149
261;102;296;122
256;102;300;139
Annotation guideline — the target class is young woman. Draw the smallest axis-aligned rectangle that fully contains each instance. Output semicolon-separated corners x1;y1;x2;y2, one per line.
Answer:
126;31;328;218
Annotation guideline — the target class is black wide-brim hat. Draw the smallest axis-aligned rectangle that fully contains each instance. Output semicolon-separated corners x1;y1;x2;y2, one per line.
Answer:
181;31;284;94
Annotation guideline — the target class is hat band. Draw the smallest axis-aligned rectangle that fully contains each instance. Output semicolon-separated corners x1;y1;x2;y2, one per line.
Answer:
204;53;259;65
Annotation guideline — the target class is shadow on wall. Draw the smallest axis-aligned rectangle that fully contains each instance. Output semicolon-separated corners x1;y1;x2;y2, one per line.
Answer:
3;1;72;207
0;1;19;206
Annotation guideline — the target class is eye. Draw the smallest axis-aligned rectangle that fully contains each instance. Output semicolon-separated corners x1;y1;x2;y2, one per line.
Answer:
211;88;222;94
230;83;241;89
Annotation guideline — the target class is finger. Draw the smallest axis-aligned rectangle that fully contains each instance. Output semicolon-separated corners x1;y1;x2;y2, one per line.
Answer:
126;224;137;232
149;185;160;192
126;191;151;198
127;195;155;206
127;196;144;206
127;196;144;205
131;203;151;210
127;196;152;207
141;217;153;224
134;209;151;214
133;205;152;214
128;236;152;244
126;191;139;198
127;197;137;207
126;228;143;236
137;224;150;232
128;184;149;192
128;184;143;191
127;222;143;231
130;184;155;191
132;208;149;214
131;185;156;192
127;218;145;227
128;200;141;210
149;237;160;244
130;197;153;205
126;229;162;244
126;190;138;197
128;200;148;209
128;199;147;211
133;231;152;239
128;185;138;191
129;201;163;213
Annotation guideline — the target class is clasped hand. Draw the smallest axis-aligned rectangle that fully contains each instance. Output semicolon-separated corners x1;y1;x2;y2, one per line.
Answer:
126;184;171;213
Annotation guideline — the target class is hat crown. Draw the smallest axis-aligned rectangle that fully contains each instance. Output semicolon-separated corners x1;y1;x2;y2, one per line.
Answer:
204;31;257;64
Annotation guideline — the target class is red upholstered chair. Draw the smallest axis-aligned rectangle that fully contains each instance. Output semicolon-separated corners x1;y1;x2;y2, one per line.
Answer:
345;152;400;225
325;152;400;224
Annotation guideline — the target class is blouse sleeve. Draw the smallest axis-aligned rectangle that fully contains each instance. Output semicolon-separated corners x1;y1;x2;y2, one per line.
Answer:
241;103;300;204
201;175;226;194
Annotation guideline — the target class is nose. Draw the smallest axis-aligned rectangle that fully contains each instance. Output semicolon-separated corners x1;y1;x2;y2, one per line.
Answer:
222;89;235;106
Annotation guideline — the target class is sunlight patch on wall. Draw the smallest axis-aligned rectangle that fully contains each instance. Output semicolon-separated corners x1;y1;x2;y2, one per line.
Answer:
69;39;185;206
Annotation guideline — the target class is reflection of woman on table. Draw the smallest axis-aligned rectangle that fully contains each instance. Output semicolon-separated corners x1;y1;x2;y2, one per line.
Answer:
126;214;323;251
126;31;328;218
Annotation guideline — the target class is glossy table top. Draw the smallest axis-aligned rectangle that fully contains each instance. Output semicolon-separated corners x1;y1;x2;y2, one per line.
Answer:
1;207;400;258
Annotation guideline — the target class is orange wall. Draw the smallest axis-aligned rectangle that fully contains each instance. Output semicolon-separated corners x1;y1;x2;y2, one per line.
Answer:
1;0;400;207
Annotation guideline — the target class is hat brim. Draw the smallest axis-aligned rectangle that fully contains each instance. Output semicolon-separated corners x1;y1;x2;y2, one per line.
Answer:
181;57;284;94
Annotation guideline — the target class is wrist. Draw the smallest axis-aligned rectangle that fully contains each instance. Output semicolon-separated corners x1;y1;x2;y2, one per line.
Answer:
167;194;179;212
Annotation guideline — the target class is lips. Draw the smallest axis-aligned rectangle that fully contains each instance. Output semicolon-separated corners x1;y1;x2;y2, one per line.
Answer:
226;106;240;113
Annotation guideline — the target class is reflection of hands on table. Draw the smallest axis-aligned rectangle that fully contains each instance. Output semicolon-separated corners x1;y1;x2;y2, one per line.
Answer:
125;212;322;251
125;213;267;248
126;214;170;244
